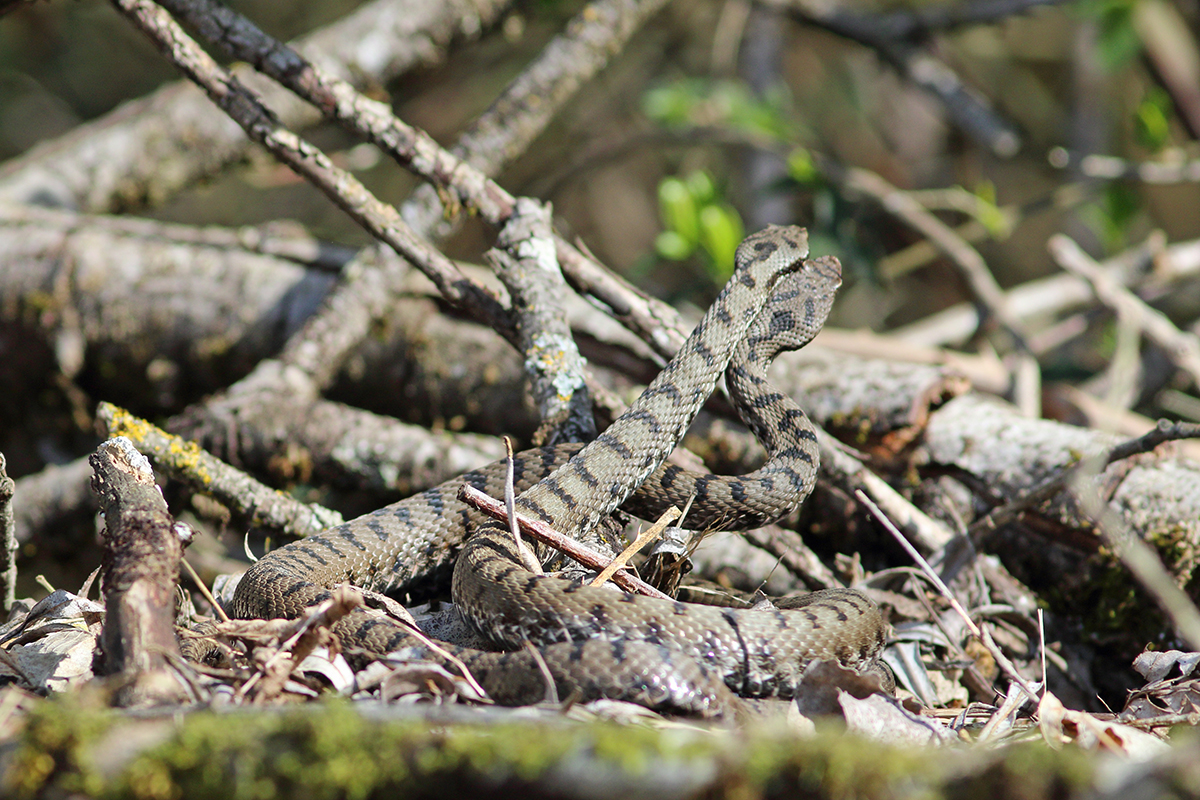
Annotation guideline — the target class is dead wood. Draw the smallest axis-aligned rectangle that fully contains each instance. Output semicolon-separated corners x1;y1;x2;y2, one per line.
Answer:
920;394;1200;648
0;0;509;213
96;404;344;539
89;437;189;706
488;199;594;445
0;454;14;611
10;458;94;549
401;0;676;241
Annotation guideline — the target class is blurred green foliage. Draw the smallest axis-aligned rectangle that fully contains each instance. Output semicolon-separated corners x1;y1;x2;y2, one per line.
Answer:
1087;183;1143;253
642;78;796;140
1082;0;1144;72
1134;87;1174;152
655;171;745;282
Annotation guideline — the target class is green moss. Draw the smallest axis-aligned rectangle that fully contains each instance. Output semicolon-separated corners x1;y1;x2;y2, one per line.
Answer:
740;730;936;800
3;698;1133;800
1146;523;1200;589
5;692;114;798
1067;524;1198;648
945;741;1094;800
8;699;737;800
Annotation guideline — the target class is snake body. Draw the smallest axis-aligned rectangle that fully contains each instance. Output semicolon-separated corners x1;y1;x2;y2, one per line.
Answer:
229;225;887;715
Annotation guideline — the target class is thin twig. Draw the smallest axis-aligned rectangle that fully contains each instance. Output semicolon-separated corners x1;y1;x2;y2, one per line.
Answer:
819;428;953;552
1038;608;1047;690
235;587;360;702
385;615;490;701
859;492;980;636
940;418;1200;583
764;0;1042;154
504;437;542;575
399;0;676;238
590;506;680;588
0;454;15;612
1072;473;1200;651
857;489;1041;705
1050;147;1200;184
180;557;230;623
459;484;672;600
234;596;335;701
152;0;698;363
111;0;517;344
842;168;1034;366
1121;712;1200;729
0;0;503;213
523;640;560;706
1053;234;1200;390
977;675;1033;741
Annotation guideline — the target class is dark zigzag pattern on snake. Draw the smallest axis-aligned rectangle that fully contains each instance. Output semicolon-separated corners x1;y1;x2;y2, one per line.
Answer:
229;225;887;716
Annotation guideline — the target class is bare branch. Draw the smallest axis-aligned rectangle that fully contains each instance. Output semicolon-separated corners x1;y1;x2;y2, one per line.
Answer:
401;0;676;238
90;437;189;705
97;402;343;538
0;454;15;612
111;0;517;344
458;483;672;600
0;0;508;212
155;0;694;361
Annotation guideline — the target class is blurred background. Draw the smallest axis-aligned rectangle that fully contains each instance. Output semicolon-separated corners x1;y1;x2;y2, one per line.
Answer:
5;0;1197;321
2;0;1200;685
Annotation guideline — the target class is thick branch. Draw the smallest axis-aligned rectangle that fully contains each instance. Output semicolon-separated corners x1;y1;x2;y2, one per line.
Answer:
111;0;516;344
0;0;508;212
154;0;692;361
90;437;188;705
0;453;14;612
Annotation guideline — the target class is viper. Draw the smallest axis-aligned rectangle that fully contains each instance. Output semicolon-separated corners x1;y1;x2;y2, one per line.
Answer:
229;225;888;717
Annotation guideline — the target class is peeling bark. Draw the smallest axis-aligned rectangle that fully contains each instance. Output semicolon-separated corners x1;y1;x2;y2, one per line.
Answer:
89;437;188;706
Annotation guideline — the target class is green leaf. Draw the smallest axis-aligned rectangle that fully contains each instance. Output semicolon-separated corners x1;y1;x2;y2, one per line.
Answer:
972;181;1009;238
642;84;696;127
787;147;819;184
1083;183;1142;253
684;171;717;206
657;177;699;248
1079;0;1143;71
697;204;744;281
1134;87;1173;151
642;78;795;141
654;230;694;261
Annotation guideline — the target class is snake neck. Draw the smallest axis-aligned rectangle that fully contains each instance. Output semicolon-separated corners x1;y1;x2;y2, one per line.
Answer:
506;225;811;544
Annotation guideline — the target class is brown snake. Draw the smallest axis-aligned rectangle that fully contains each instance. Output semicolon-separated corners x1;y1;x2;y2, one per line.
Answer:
229;225;888;716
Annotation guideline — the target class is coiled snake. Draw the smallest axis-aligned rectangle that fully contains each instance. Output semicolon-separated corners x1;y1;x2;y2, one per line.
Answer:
229;225;888;716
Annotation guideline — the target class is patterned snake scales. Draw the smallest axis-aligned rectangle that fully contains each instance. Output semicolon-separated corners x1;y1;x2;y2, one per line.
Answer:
229;225;888;716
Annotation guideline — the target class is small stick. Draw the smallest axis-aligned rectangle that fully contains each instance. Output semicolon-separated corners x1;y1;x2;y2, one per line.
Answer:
977;680;1029;742
590;506;680;588
677;493;697;527
858;489;1041;706
0;454;15;612
386;615;489;701
180;558;230;623
459;484;672;600
859;491;979;636
234;598;332;702
235;587;359;702
504;437;543;575
1038;608;1047;690
523;640;559;705
1122;712;1200;729
940;418;1200;585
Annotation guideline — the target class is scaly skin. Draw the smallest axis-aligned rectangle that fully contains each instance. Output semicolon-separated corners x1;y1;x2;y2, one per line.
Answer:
230;226;887;717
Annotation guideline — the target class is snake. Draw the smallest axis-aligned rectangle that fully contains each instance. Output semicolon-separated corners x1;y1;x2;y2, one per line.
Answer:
228;225;888;717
